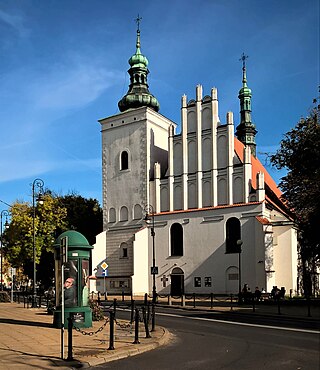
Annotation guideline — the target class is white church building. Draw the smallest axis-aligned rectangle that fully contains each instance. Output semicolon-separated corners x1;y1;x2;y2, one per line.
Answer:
92;24;297;296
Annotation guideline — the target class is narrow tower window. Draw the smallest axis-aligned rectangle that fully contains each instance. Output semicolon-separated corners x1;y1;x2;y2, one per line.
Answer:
121;151;129;170
226;217;241;254
171;223;183;256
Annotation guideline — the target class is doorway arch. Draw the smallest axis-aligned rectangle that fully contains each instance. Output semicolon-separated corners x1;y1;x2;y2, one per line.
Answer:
170;267;184;296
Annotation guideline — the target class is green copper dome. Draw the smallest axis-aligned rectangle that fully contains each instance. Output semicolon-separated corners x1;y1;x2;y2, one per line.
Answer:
236;53;257;157
118;23;160;113
128;30;149;67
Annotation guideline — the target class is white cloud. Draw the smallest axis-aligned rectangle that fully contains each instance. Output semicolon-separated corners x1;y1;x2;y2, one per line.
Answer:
32;63;119;110
0;155;101;183
0;9;29;37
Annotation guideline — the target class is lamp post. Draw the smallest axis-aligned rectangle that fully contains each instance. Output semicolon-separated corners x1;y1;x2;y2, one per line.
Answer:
32;178;45;307
144;205;157;302
0;210;10;290
237;239;243;300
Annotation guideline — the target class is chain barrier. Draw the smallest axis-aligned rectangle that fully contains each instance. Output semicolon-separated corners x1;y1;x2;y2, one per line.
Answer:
115;318;133;329
73;317;109;336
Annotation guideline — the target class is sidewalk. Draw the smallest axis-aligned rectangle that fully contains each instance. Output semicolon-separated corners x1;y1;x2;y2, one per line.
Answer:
0;300;319;370
0;302;171;369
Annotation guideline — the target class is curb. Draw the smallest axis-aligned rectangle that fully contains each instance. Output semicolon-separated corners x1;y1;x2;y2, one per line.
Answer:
69;326;171;368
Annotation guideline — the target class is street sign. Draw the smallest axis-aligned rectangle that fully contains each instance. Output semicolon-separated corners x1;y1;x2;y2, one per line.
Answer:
102;269;108;277
101;262;108;270
151;266;158;275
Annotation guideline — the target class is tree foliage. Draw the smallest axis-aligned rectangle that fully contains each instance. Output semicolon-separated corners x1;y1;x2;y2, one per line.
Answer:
270;107;320;273
56;193;103;245
3;196;67;276
3;193;103;287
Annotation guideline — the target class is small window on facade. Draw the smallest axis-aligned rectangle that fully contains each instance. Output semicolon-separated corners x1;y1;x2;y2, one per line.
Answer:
109;208;116;223
120;242;128;259
194;277;201;287
170;223;183;256
121;151;129;170
226;217;241;254
120;206;128;221
204;277;212;287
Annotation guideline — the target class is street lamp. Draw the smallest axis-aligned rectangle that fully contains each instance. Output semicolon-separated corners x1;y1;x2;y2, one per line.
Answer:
32;178;45;307
0;210;10;290
237;239;243;300
144;204;157;305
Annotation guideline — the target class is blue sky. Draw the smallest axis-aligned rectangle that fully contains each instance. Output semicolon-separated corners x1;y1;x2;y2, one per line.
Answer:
0;0;319;209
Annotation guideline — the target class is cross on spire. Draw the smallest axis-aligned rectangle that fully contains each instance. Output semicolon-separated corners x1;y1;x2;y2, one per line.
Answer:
239;52;249;70
135;14;142;31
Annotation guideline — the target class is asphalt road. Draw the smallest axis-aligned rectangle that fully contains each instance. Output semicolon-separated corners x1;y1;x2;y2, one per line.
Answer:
94;307;320;370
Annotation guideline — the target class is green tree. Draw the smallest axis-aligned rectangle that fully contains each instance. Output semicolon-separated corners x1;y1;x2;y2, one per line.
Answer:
57;193;103;245
3;193;103;288
3;196;67;282
270;107;320;294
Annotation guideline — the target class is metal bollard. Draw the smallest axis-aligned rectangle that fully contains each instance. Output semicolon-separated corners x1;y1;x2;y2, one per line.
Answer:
151;302;156;332
122;290;125;301
113;298;117;317
168;295;172;306
130;299;135;323
108;311;115;350
67;316;73;361
210;293;214;309
307;296;311;317
144;293;148;306
97;291;101;306
277;298;281;315
133;308;140;344
142;306;151;338
193;293;196;308
230;294;233;311
181;294;185;307
252;296;255;312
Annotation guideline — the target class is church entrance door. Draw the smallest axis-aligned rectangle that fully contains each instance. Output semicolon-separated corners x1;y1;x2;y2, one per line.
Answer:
170;267;184;296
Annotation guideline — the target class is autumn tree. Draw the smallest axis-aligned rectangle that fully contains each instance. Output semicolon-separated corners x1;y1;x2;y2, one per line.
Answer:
3;193;103;288
3;195;67;284
270;106;320;295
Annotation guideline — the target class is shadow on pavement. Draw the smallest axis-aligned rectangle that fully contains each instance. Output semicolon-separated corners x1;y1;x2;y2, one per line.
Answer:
0;317;53;328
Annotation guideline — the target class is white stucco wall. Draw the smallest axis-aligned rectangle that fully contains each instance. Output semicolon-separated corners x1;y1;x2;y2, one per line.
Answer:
132;227;149;295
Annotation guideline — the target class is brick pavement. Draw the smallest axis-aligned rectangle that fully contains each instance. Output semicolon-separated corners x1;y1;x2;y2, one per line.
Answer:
0;302;170;369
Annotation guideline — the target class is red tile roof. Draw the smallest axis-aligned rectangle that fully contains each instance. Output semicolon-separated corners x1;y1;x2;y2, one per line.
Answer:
234;137;282;198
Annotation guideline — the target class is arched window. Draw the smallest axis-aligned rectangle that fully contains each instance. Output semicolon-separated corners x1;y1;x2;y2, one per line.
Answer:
171;223;183;256
109;208;116;223
133;204;143;220
226;217;241;254
120;206;128;221
120;242;128;258
120;151;129;170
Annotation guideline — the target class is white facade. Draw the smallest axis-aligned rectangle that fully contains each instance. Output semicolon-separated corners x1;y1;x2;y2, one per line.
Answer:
93;85;298;296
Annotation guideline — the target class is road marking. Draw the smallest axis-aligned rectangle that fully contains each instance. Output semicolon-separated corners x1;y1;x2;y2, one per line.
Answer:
156;312;320;334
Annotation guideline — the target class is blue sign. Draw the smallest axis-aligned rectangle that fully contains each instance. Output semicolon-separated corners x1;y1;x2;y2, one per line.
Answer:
102;269;108;277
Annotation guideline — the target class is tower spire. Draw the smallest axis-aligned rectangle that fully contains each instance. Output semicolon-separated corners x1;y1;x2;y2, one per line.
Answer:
118;16;160;113
235;53;257;156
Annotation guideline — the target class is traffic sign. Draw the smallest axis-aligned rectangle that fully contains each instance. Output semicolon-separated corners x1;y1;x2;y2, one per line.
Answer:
151;266;158;275
102;269;108;277
101;262;108;270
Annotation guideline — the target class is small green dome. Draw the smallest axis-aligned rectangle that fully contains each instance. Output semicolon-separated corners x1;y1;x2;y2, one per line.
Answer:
238;85;252;96
54;230;93;249
129;50;148;68
118;26;160;113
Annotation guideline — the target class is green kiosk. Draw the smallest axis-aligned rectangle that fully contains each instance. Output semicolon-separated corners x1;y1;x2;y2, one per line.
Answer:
53;230;93;328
